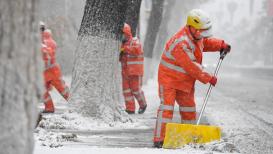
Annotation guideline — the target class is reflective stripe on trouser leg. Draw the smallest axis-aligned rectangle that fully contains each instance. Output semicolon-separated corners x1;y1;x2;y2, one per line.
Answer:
122;75;135;111
43;91;54;111
131;76;146;108
155;110;172;138
176;88;196;124
123;89;132;94
155;104;174;138
154;85;175;142
159;85;164;103
179;107;196;124
43;89;52;104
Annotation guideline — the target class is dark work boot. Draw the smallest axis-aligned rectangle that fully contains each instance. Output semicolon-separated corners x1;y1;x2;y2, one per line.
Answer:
35;112;43;128
138;104;147;114
125;110;135;114
153;141;163;148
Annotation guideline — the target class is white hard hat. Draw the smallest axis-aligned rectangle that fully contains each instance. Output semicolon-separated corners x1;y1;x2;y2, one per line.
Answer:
187;9;212;37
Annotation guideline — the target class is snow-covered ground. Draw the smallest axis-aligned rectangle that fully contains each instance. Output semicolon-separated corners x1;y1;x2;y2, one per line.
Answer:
34;66;273;154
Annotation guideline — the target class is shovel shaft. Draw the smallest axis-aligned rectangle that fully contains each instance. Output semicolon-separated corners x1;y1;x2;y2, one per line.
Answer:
196;58;224;125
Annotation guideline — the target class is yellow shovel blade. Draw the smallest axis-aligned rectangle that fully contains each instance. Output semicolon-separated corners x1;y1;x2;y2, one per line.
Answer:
163;123;221;149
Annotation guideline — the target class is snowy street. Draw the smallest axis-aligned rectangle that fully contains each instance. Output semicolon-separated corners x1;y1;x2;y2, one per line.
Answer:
207;66;273;154
34;66;273;154
2;0;273;154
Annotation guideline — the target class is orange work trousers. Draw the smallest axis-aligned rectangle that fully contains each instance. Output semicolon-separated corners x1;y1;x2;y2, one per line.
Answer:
153;84;196;142
43;65;69;112
122;75;147;112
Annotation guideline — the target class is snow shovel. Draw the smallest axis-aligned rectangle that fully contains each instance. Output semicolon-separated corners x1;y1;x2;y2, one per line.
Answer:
163;52;227;149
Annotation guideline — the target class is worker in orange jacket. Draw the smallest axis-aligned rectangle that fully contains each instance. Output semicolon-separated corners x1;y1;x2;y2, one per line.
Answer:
119;23;147;114
153;9;231;148
40;22;70;113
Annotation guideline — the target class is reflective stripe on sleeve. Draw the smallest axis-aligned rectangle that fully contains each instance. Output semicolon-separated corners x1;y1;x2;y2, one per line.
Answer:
193;62;203;70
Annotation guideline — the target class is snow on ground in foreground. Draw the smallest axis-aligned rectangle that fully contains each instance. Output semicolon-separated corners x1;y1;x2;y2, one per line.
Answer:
34;144;237;154
35;76;240;153
36;76;151;146
34;146;203;154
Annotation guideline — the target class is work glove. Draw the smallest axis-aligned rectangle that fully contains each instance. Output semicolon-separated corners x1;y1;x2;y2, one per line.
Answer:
119;52;124;62
220;43;231;59
209;76;217;86
120;48;124;52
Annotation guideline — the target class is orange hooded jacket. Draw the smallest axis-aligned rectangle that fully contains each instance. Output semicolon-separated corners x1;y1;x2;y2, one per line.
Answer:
120;24;144;76
158;26;225;93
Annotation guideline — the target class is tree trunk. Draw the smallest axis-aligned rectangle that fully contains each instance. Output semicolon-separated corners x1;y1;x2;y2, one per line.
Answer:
0;0;41;154
142;0;164;83
152;0;175;59
70;0;130;122
125;0;142;37
143;0;164;58
144;0;176;82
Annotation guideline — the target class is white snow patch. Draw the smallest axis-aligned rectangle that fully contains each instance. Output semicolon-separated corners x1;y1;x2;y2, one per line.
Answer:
35;129;77;148
34;145;234;154
38;111;148;131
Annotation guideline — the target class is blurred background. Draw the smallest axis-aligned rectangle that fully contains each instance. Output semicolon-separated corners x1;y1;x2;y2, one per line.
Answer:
38;0;273;77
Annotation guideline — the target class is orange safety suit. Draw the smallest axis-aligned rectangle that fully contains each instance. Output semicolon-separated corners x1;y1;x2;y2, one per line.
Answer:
120;24;147;112
41;30;70;112
154;26;226;142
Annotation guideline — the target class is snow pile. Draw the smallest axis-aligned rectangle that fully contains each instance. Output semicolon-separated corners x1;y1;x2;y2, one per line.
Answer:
38;111;148;131
34;146;209;154
35;111;150;147
203;140;240;153
34;143;240;154
35;129;78;148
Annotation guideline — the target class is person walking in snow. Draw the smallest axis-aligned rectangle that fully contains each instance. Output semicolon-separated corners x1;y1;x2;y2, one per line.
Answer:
40;22;70;113
153;9;231;148
119;23;147;114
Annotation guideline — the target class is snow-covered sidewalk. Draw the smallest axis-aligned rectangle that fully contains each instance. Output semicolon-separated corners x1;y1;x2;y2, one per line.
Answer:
35;76;239;153
34;146;216;154
35;70;273;154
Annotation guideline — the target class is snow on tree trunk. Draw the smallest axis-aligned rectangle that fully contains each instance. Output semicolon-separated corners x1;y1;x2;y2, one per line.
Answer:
0;0;42;154
70;0;130;122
